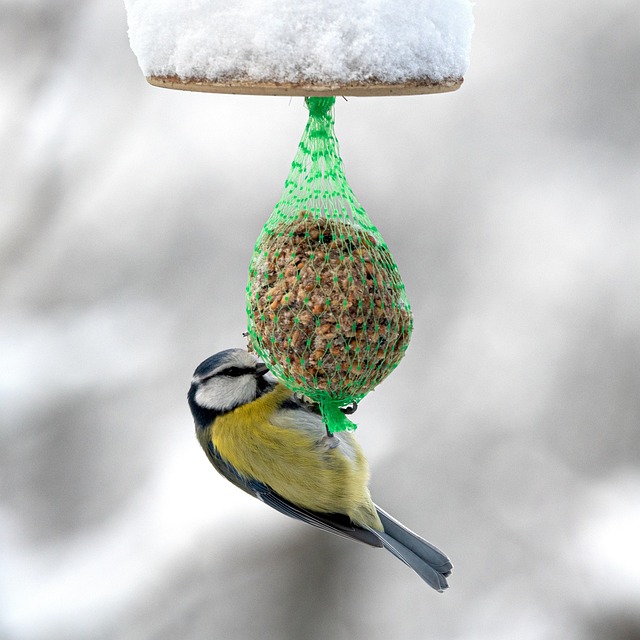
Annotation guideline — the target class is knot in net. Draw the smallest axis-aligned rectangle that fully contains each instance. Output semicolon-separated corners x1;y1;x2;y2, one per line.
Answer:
246;97;412;432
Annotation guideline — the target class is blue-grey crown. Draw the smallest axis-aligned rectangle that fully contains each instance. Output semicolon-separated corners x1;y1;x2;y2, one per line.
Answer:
193;348;247;378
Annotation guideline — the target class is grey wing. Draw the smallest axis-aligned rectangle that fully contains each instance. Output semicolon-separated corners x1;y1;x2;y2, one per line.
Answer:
206;438;381;547
251;479;383;548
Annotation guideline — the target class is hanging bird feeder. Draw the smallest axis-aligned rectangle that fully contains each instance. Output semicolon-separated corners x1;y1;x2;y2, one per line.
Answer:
124;0;474;97
124;0;474;432
246;96;413;432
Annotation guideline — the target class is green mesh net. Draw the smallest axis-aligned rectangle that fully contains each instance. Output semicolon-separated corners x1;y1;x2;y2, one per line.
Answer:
246;97;412;433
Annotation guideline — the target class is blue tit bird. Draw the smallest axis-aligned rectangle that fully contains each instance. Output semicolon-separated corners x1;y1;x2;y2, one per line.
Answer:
187;348;452;591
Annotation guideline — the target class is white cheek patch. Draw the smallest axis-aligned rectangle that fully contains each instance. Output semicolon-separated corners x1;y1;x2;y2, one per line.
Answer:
195;376;257;412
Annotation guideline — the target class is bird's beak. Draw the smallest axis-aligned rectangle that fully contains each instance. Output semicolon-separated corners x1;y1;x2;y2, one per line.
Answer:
255;363;269;377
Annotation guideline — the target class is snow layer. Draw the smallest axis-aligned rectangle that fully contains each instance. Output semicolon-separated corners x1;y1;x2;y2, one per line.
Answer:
124;0;474;84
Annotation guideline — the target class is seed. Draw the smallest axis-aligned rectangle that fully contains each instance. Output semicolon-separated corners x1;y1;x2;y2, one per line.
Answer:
248;213;412;398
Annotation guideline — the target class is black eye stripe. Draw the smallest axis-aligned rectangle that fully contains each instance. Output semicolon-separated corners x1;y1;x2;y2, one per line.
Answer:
221;366;254;377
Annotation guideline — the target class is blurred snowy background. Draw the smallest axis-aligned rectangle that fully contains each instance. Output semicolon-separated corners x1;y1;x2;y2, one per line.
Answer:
1;1;640;639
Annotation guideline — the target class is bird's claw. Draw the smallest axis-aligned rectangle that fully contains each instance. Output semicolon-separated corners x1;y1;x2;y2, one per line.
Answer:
340;401;358;415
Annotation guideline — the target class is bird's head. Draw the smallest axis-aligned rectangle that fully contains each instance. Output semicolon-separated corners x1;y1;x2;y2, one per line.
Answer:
187;348;274;428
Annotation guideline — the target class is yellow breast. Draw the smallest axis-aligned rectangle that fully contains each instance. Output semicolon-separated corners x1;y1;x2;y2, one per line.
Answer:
210;384;381;529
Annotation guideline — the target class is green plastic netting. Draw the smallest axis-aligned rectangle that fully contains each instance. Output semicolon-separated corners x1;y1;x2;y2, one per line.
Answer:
246;97;412;433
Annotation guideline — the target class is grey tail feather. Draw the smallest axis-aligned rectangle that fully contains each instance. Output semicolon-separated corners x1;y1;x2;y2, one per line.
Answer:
370;505;453;593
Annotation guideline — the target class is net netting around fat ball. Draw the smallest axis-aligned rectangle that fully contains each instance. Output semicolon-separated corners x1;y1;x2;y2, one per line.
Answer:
246;97;412;433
